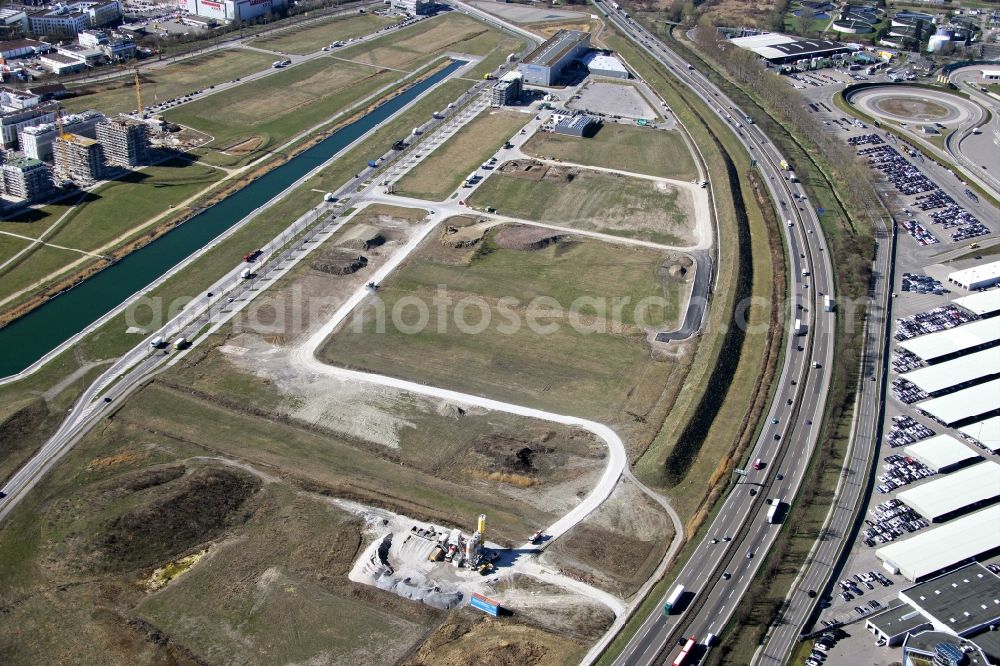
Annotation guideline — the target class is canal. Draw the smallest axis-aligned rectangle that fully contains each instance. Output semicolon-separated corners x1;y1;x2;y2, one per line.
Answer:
0;60;464;378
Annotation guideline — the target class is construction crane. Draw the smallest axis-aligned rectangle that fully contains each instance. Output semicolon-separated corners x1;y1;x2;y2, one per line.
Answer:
54;107;69;139
133;67;143;118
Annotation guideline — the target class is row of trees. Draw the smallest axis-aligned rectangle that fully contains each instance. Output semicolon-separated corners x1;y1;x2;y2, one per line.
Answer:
691;25;884;230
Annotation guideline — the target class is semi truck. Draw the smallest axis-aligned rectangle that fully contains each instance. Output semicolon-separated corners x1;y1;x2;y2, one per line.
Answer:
788;171;799;183
767;498;784;524
663;584;685;615
824;294;835;312
794;318;805;336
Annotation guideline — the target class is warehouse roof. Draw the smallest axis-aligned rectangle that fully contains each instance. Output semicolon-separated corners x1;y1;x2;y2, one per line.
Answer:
949;260;1000;288
901;347;1000;394
959;416;1000;453
583;52;629;75
916;378;1000;425
899;318;1000;361
877;504;1000;581
899;563;1000;636
523;30;589;67
896;461;1000;521
954;290;1000;317
729;32;853;61
904;434;981;472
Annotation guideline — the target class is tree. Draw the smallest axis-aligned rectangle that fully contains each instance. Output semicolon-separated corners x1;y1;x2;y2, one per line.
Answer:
795;8;817;37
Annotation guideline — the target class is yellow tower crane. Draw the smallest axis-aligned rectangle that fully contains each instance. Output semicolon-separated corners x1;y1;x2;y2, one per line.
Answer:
133;67;143;118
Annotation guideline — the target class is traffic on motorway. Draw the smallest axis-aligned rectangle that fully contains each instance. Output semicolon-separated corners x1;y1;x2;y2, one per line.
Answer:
591;3;838;664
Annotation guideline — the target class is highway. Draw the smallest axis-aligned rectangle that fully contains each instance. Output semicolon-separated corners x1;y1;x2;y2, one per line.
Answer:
589;3;843;664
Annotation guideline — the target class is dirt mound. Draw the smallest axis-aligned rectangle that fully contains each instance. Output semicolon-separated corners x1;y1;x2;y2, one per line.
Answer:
222;136;264;155
406;618;576;666
660;254;695;283
441;221;488;248
474;435;539;474
337;224;385;251
494;225;567;251
97;466;260;570
311;248;369;275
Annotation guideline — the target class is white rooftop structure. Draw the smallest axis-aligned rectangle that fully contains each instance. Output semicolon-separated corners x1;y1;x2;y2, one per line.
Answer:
901;347;1000;395
877;504;1000;581
959;416;1000;454
898;318;1000;362
954;290;1000;317
903;434;981;473
916;378;1000;425
948;260;1000;291
582;52;630;76
896;461;1000;522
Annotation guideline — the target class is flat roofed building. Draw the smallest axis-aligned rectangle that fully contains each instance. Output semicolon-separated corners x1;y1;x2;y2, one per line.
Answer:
897;461;1000;522
983;69;1000;81
916;378;1000;426
902;631;995;666
729;31;855;64
865;604;932;647
903;434;981;473
899;563;1000;637
518;30;590;86
877;504;1000;581
583;52;629;79
54;132;103;183
901;347;1000;396
1;155;52;202
960;416;1000;454
0;37;48;59
955;290;1000;318
949;260;1000;291
391;0;433;15
552;113;599;137
899;318;1000;363
96;115;148;167
20;109;103;161
490;70;522;107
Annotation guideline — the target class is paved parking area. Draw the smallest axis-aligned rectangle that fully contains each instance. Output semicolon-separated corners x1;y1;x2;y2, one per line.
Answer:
566;80;658;120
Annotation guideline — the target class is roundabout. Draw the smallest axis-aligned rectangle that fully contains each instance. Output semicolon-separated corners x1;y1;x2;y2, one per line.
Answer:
847;85;981;127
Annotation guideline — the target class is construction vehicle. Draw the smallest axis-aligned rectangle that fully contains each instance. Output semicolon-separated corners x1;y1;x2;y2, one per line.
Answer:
477;562;494;575
529;530;542;543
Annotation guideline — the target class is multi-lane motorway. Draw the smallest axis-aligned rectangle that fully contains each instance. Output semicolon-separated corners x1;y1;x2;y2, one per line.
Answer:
589;4;868;664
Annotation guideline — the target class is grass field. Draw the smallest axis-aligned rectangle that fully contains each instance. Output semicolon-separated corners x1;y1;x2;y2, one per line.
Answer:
321;228;687;421
250;13;401;55
469;166;696;246
0;158;224;309
61;49;277;116
165;58;405;164
340;13;511;72
522;124;698;180
395;108;529;200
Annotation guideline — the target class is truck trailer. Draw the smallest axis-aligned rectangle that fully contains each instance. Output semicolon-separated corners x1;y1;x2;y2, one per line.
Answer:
663;584;685;615
824;294;835;312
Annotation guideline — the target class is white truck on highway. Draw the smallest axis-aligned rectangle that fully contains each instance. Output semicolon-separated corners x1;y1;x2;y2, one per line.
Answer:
767;498;784;524
824;294;835;312
794;318;806;336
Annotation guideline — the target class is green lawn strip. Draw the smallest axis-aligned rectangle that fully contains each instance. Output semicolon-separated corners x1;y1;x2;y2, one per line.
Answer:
0;246;93;309
61;49;278;116
522;123;698;180
0;198;77;239
165;60;405;163
469;169;693;246
395;108;529;200
0;234;31;263
465;33;527;79
72;78;476;364
338;13;507;72
250;13;401;54
0;159;223;309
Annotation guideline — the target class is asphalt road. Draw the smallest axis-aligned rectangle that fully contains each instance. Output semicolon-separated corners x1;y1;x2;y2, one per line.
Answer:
589;4;841;664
